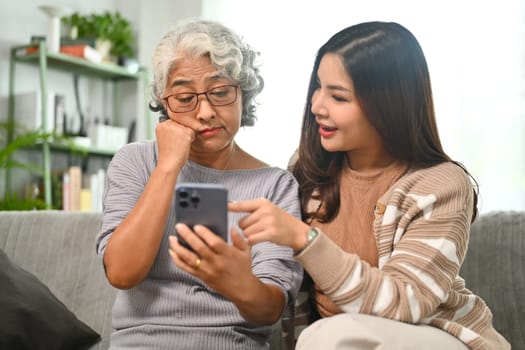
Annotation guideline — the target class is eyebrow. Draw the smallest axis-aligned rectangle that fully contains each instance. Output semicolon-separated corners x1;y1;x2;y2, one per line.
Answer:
169;73;227;88
316;75;353;93
326;84;352;93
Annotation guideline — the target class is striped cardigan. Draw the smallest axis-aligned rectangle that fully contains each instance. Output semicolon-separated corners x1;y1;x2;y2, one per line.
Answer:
295;162;506;350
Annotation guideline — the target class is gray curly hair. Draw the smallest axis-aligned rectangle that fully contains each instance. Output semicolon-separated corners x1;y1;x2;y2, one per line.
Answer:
149;19;264;127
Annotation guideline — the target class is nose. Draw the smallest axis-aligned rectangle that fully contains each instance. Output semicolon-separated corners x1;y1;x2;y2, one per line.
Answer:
195;94;215;121
310;89;327;118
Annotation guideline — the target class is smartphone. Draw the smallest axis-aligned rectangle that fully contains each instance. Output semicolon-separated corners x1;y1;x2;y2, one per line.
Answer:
174;183;228;250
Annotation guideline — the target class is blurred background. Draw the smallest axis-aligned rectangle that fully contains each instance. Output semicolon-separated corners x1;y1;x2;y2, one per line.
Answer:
1;0;523;213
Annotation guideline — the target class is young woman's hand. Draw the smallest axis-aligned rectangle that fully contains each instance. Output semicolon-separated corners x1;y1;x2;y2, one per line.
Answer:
228;199;310;250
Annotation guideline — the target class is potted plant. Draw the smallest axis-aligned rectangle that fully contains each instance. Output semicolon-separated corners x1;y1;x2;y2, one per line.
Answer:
0;120;95;210
62;11;136;63
0;121;52;210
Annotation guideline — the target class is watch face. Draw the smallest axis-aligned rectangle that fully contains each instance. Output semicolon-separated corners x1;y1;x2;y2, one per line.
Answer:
295;228;320;255
307;228;319;242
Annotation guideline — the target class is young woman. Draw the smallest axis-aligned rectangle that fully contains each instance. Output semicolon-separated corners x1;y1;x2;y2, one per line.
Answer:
229;21;510;350
96;19;302;349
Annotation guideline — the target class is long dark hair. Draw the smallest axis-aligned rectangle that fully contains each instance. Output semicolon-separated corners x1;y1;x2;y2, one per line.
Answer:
293;21;478;222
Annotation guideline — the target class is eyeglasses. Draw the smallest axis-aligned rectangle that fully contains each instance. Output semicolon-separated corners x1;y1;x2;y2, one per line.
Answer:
163;84;239;113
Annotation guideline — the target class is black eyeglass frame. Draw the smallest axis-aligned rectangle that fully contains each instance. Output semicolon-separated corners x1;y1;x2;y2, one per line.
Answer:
163;84;240;113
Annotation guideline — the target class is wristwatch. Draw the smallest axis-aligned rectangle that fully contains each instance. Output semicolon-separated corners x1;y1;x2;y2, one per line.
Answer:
294;227;319;255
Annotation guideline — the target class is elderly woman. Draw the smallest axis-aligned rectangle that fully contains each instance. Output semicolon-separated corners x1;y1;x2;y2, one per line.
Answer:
96;19;302;349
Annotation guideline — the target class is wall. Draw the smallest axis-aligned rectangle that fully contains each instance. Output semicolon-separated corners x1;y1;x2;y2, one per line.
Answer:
202;0;525;214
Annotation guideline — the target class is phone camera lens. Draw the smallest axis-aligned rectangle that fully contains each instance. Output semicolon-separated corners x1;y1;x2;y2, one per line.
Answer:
179;201;189;208
178;189;189;198
190;195;200;204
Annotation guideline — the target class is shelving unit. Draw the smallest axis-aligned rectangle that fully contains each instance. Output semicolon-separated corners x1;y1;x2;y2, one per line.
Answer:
6;40;149;208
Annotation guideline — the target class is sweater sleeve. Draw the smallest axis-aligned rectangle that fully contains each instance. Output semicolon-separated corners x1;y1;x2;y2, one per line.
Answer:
295;162;475;323
250;170;304;306
96;141;155;257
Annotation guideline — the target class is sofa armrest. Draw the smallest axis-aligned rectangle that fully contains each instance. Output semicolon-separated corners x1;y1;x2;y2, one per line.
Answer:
460;210;525;348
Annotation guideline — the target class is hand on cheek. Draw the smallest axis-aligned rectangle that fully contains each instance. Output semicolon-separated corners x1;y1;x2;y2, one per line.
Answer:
156;120;195;172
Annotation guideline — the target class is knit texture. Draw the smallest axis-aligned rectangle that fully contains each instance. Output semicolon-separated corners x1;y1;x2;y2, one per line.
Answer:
296;162;508;350
312;162;407;317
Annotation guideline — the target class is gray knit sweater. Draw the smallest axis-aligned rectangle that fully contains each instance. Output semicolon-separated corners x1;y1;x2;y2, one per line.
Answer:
96;141;303;349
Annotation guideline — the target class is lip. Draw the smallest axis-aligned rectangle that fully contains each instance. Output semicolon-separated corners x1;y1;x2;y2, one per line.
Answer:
198;127;223;138
317;123;337;138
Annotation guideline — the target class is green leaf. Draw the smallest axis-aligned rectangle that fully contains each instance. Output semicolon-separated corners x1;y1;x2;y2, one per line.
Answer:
0;121;60;210
0;193;47;210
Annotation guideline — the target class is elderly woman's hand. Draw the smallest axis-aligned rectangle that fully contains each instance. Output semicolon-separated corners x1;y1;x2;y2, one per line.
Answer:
168;223;286;324
155;118;195;173
168;224;253;299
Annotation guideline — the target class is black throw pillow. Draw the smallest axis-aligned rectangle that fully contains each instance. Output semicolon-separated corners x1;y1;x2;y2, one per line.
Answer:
0;249;101;350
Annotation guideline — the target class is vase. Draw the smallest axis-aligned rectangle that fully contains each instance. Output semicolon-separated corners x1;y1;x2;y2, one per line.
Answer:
95;38;112;63
38;5;71;53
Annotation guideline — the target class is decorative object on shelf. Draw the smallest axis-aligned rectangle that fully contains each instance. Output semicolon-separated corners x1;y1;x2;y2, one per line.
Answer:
88;123;128;152
61;11;136;64
118;56;140;74
38;5;71;53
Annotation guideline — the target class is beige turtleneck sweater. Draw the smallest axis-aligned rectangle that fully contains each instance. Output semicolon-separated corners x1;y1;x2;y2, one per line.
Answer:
311;161;407;317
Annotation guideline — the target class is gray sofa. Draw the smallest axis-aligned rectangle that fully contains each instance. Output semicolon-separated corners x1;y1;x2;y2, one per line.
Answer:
0;211;113;350
0;210;523;349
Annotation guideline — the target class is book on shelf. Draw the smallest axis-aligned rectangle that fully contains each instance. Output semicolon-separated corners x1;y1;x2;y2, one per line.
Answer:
68;166;82;211
54;94;66;135
90;168;105;212
80;189;92;212
60;45;103;63
25;44;103;64
55;166;105;212
61;172;70;211
30;35;96;48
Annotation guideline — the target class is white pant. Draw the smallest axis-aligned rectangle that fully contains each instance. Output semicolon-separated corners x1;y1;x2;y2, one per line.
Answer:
296;314;469;350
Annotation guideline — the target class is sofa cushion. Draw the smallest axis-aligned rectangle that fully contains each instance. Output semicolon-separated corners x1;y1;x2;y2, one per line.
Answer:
0;210;116;350
0;248;101;350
